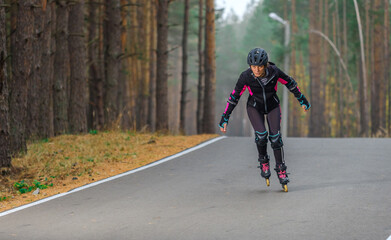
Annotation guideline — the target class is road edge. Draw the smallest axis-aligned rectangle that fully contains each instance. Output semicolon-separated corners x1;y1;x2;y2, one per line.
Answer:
0;136;226;218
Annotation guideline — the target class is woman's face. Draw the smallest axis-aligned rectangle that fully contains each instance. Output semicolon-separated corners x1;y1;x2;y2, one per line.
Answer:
250;65;265;77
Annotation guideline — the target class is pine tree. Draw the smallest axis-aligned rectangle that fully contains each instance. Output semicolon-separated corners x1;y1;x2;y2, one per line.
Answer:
68;0;87;133
196;0;204;134
0;0;11;167
180;0;190;133
54;0;70;135
202;0;216;133
156;0;170;131
105;0;121;127
10;1;34;153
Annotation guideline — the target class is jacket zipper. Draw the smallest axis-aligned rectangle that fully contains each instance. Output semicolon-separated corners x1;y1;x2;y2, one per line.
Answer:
261;84;267;113
254;76;268;113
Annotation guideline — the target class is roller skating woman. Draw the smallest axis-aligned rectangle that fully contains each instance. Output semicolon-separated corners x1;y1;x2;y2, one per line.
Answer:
218;48;310;192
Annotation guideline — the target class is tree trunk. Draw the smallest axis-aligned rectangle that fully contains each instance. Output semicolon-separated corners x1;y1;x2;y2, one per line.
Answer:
40;2;55;138
99;0;106;127
333;10;344;137
180;0;190;134
148;0;157;132
88;0;105;130
308;0;323;137
68;0;87;133
383;0;390;135
155;0;170;131
119;0;131;130
331;2;344;137
318;0;327;137
299;52;309;136
10;1;34;154
196;0;204;134
54;0;69;135
332;11;339;136
26;0;54;140
202;0;216;133
28;0;44;139
133;0;143;130
137;0;149;130
385;0;390;135
169;52;181;133
323;0;330;136
289;0;299;137
343;0;348;63
143;0;152;130
105;0;121;127
116;0;125;129
0;0;11;167
128;0;138;128
357;0;369;136
371;0;383;135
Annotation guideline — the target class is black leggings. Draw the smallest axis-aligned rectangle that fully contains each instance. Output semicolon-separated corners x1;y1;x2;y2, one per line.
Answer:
247;105;284;165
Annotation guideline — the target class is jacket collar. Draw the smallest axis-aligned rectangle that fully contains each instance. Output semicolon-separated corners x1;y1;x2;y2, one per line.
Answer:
251;68;275;85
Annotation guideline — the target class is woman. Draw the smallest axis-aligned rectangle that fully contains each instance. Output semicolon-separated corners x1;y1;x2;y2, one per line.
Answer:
218;48;310;192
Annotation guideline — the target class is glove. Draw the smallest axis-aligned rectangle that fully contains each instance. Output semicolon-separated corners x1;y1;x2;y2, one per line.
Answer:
219;113;230;129
297;94;311;110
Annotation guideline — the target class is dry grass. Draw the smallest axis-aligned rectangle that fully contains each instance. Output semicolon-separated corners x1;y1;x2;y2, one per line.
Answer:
0;131;218;212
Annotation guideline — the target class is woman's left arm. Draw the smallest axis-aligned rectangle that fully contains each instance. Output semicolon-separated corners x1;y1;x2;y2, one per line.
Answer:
276;67;311;111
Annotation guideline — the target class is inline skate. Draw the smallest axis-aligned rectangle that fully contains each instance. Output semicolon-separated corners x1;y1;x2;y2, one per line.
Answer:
258;155;271;186
274;163;289;192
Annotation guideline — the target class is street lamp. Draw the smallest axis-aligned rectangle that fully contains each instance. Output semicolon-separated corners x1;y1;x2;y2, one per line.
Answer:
269;13;287;25
268;12;290;138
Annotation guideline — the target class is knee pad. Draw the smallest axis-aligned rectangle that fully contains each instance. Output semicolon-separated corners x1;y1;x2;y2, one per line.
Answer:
255;131;268;147
269;132;283;150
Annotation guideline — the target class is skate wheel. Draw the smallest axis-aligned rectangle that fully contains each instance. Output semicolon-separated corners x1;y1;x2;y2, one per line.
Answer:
266;178;270;187
283;185;288;192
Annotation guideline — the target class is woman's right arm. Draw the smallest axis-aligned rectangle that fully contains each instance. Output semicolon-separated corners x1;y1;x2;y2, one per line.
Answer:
219;73;247;131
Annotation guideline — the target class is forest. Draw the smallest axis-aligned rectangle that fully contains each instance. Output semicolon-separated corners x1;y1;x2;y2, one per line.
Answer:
218;0;391;139
0;0;390;168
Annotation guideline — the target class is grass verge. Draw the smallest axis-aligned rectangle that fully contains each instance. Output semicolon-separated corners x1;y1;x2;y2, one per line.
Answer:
0;131;218;212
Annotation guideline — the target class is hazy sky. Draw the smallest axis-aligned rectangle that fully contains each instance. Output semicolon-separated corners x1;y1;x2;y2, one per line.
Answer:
216;0;259;19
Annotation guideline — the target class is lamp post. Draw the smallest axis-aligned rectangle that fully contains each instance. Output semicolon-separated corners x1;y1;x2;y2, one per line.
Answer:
268;12;290;138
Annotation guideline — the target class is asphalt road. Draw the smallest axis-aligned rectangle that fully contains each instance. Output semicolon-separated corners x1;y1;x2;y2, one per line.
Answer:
1;137;391;240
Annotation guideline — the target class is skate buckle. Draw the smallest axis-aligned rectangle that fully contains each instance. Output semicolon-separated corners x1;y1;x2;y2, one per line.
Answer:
278;170;287;179
262;163;269;172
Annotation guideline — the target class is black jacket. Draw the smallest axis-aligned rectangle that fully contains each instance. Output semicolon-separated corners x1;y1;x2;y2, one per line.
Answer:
223;62;302;115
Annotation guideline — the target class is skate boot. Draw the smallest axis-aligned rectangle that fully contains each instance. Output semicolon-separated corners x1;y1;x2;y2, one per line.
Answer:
274;163;290;192
258;155;271;186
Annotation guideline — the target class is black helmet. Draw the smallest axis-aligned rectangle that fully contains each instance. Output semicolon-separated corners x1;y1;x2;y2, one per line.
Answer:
247;48;268;66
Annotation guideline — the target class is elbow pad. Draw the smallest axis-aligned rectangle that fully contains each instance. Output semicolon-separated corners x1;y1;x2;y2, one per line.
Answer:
227;93;239;106
286;77;301;98
286;77;298;91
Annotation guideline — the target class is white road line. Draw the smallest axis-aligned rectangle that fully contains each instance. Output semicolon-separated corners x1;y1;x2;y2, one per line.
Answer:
0;136;226;218
387;235;391;240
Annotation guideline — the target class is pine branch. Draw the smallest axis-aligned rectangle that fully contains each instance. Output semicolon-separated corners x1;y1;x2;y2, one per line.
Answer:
119;53;138;60
166;45;180;54
121;3;142;9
